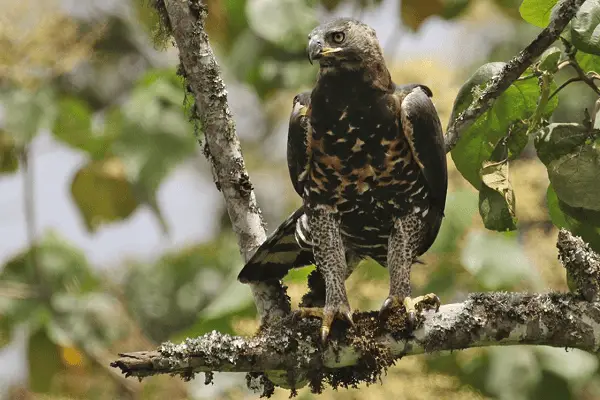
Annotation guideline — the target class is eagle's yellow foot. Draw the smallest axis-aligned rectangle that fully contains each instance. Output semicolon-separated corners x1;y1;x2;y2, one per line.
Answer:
380;293;440;328
295;305;354;343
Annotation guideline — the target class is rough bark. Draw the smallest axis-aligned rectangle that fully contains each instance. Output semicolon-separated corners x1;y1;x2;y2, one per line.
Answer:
159;0;290;322
112;292;600;392
444;0;586;152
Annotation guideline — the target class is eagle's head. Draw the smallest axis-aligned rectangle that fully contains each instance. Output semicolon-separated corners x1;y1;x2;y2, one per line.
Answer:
307;18;383;71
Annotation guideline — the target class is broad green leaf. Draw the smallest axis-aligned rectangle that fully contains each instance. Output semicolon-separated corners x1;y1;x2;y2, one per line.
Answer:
71;157;139;232
535;123;600;211
575;50;600;73
52;97;92;148
51;97;113;158
450;63;552;188
571;0;600;55
538;47;562;73
547;185;600;252
0;129;19;173
519;0;558;27
479;139;517;231
506;121;530;159
28;328;62;394
1;87;55;145
246;0;317;51
401;0;445;30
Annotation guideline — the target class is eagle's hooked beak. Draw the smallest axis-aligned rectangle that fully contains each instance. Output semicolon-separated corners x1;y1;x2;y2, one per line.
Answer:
308;37;342;65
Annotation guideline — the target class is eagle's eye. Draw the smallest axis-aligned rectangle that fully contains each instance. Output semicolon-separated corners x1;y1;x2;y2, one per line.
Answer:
332;31;345;44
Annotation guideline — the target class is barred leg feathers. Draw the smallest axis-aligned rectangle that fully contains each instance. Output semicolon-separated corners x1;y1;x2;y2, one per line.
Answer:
237;207;314;283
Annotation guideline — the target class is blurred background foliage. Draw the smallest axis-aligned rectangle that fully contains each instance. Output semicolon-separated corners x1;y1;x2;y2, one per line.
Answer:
0;0;599;399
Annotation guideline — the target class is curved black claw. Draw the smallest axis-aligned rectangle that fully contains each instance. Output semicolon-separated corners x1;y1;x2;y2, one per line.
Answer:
295;305;354;343
380;293;441;330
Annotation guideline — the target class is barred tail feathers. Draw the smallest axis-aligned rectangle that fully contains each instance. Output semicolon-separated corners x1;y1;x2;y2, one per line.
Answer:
237;207;314;283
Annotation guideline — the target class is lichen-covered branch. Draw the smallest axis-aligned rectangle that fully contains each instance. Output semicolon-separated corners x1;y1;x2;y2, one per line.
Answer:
558;229;600;302
156;0;290;321
444;0;586;152
112;292;600;394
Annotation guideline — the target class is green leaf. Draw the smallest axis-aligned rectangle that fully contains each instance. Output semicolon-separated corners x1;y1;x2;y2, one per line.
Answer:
245;0;317;51
0;129;19;173
535;123;600;211
52;97;92;148
479;139;517;231
52;97;117;158
519;0;558;27
1;87;56;145
28;328;62;393
571;0;600;55
506;120;530;159
450;63;548;188
547;185;600;253
71;157;139;232
538;47;562;73
575;50;600;74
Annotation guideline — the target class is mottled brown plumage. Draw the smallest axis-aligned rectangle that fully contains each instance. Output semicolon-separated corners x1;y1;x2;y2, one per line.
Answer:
238;18;447;340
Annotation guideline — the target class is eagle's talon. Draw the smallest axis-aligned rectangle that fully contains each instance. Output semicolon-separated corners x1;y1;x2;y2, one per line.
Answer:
296;304;354;342
380;293;441;329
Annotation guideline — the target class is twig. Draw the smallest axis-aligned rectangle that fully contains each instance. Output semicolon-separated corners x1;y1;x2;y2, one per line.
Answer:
549;76;583;99
563;60;600;95
444;0;586;153
157;0;290;322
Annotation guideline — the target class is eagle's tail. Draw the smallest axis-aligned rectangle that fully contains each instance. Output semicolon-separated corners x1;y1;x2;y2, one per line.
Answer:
237;207;314;283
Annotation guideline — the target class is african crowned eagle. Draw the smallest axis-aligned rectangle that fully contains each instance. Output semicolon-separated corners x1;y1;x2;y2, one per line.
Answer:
238;18;448;341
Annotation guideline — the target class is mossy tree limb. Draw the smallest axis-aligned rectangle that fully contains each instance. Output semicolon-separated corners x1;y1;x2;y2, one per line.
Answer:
112;291;600;394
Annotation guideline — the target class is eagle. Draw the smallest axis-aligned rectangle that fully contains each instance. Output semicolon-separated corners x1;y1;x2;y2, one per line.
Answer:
238;18;448;342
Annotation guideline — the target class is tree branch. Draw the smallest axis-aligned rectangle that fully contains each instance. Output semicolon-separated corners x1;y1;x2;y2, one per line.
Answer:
444;0;586;152
111;227;600;394
156;0;290;322
112;292;600;393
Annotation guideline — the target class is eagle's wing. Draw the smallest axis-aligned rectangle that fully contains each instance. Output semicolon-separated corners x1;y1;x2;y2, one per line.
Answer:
237;206;314;283
237;93;315;283
287;92;311;197
393;84;448;254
